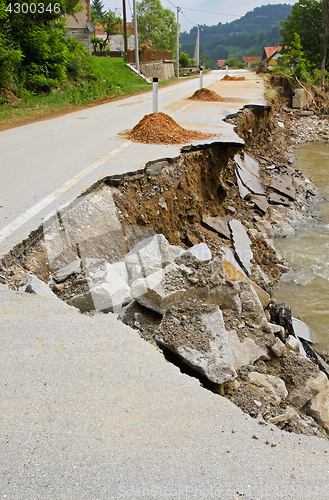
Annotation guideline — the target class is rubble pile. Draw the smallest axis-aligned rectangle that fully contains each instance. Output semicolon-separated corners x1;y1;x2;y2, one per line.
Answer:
189;88;228;102
128;112;211;144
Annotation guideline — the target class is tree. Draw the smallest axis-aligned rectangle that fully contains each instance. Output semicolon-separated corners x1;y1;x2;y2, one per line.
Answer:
280;0;325;70
91;0;105;23
0;0;82;90
321;0;329;69
137;0;176;52
91;9;122;56
282;32;308;78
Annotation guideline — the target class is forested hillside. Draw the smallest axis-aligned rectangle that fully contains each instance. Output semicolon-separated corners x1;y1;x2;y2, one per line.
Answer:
180;4;292;67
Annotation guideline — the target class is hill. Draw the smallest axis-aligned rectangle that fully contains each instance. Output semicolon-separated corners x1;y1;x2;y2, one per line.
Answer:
180;4;292;67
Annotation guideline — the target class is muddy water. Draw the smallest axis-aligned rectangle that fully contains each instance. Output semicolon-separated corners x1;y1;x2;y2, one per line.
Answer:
274;143;329;350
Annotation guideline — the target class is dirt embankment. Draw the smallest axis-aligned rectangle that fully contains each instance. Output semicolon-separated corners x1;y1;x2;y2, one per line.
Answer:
2;77;329;439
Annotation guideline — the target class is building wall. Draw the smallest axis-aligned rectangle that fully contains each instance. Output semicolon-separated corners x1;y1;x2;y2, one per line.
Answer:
110;34;135;51
66;0;91;54
140;61;175;81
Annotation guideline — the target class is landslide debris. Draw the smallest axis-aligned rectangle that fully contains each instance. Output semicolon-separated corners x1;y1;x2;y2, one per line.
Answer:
189;88;228;102
221;75;246;81
128;111;212;144
2;79;329;440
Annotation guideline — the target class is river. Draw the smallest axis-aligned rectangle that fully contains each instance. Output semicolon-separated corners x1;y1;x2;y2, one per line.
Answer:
274;142;329;350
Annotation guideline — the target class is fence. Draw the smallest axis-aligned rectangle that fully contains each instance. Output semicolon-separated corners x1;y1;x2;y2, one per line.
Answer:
127;50;173;64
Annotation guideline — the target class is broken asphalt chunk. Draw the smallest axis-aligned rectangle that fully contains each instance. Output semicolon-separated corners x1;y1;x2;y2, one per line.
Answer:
265;173;296;201
202;216;232;240
235;153;265;195
229;219;253;276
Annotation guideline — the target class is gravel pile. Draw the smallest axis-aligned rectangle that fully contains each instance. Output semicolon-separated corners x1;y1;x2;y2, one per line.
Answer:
189;88;228;102
128;112;211;144
221;75;246;81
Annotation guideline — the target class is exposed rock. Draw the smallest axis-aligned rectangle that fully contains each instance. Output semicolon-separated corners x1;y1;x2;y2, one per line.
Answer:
66;278;131;313
267;323;286;341
130;263;189;315
67;258;132;313
286;335;300;353
111;261;129;284
305;372;329;432
125;234;174;284
52;259;81;283
145;159;170;176
238;281;269;329
271;338;286;357
19;274;58;299
248;372;288;403
228;330;270;370
221;259;271;309
156;301;236;385
42;187;125;271
288;387;314;409
268;407;299;426
131;259;242;315
229;220;253;276
185;243;212;261
170;245;186;259
202;216;232;240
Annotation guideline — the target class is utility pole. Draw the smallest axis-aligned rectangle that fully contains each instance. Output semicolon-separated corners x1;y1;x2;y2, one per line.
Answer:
176;7;180;78
196;24;200;67
122;0;128;58
133;0;139;72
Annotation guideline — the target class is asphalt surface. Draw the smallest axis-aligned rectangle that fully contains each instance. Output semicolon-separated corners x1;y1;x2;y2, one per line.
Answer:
0;70;264;257
0;284;329;500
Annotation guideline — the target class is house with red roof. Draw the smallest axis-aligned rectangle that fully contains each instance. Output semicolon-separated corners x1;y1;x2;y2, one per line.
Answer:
262;44;282;66
217;59;226;69
243;56;261;69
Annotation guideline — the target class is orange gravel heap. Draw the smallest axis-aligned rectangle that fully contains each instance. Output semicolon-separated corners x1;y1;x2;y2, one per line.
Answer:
129;112;211;144
221;75;246;81
189;88;228;102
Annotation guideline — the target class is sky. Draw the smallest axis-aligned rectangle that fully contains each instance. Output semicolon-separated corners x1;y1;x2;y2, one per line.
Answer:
104;0;297;33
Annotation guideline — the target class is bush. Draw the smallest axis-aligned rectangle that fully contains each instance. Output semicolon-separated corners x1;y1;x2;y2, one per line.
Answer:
179;52;190;67
225;56;243;69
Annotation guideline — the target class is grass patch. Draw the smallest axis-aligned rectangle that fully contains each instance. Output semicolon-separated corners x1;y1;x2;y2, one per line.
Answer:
0;57;152;126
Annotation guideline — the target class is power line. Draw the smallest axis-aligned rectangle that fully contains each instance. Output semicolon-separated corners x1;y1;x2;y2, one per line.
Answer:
182;7;239;18
181;11;197;27
165;0;177;8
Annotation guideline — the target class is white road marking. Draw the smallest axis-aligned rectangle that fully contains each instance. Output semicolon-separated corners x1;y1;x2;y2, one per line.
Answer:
0;141;131;243
171;103;192;116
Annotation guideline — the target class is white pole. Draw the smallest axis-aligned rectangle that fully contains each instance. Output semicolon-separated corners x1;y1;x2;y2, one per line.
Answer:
199;68;203;89
176;7;180;79
196;24;200;67
226;64;228;76
133;0;139;72
153;77;158;113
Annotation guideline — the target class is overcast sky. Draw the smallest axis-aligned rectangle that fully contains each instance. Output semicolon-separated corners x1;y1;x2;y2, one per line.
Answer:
104;0;297;32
